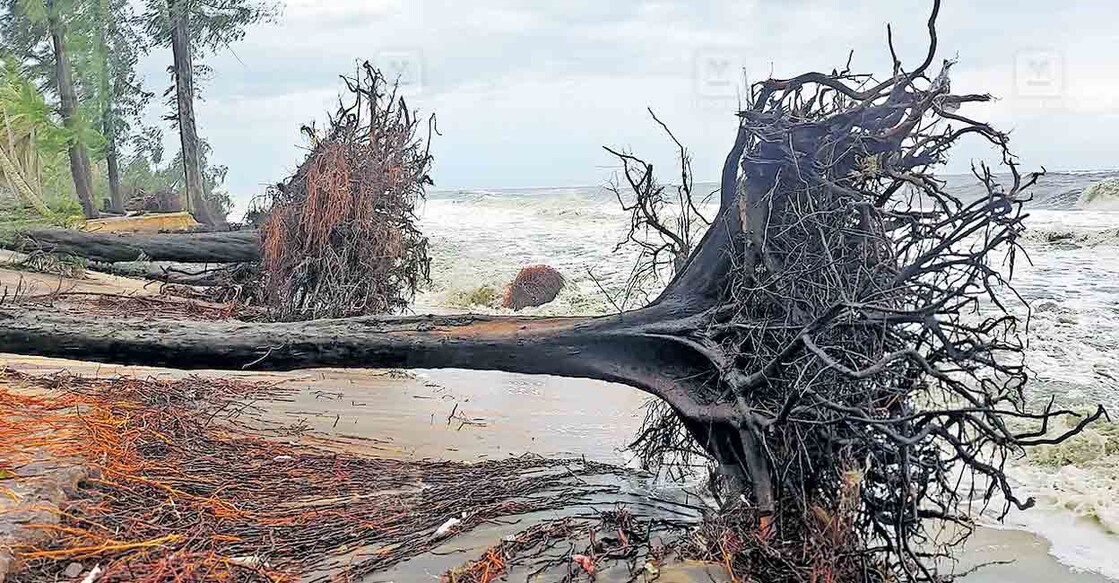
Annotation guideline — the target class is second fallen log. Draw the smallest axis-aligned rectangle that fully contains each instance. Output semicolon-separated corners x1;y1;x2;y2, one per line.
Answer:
15;229;260;264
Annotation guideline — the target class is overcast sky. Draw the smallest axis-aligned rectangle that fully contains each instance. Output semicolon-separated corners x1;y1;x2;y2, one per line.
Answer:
137;0;1119;205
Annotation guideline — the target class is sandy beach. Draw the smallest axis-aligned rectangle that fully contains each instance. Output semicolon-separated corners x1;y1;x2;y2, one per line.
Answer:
3;352;1110;582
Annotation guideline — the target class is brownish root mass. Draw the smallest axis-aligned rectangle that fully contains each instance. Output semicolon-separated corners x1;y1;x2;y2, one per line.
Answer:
258;63;434;321
501;264;565;311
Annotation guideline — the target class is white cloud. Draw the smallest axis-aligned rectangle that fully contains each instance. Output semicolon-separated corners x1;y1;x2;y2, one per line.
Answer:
132;0;1119;206
282;0;403;22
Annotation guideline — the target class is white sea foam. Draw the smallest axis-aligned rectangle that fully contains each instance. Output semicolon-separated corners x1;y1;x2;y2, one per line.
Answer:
1079;178;1119;209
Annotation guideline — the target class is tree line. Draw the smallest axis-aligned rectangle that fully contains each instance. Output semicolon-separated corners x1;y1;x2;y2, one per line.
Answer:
0;0;277;224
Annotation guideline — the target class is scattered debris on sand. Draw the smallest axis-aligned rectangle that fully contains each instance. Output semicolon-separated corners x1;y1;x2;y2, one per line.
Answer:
0;370;641;582
443;505;684;582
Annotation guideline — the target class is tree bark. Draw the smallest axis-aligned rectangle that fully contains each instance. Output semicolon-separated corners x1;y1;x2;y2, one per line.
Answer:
0;291;748;503
106;138;124;212
15;228;259;263
0;303;732;424
47;3;98;219
168;0;215;226
97;262;240;286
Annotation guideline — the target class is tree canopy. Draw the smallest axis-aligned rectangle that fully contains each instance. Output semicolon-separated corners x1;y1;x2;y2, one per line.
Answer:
0;0;275;220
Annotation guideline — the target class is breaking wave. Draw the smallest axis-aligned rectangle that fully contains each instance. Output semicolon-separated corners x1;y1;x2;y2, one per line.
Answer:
1023;227;1119;247
1079;178;1119;208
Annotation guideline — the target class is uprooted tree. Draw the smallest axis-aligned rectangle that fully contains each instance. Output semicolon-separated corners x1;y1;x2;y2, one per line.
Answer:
9;62;435;322
256;63;434;320
0;3;1104;579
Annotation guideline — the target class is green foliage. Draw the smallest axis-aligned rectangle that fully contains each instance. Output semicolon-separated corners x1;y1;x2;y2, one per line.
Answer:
1;1;93;155
449;285;500;308
2;0;108;216
2;0;276;222
0;59;68;151
0;58;73;212
0;1;51;80
0;196;82;246
141;0;278;57
4;0;152;209
5;0;73;92
0;62;85;229
71;0;152;151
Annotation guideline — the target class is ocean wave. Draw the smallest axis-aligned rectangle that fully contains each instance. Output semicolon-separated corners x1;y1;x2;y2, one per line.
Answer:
936;170;1119;210
1010;418;1119;535
1022;226;1119;247
1079;178;1119;209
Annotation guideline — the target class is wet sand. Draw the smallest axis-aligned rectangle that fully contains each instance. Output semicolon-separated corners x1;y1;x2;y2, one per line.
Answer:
0;254;156;297
2;354;1113;581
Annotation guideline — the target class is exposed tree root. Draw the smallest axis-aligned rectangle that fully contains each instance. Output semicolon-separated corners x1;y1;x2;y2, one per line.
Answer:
258;62;434;321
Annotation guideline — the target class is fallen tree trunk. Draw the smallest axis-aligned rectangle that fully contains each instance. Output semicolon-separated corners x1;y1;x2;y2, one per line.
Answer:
13;229;259;263
0;304;727;422
94;262;240;287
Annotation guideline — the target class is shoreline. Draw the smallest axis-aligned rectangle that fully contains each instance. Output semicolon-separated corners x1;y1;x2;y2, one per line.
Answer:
2;354;1113;582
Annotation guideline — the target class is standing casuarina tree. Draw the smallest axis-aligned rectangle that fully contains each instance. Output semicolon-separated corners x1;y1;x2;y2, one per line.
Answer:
142;0;276;225
11;0;99;217
85;0;150;212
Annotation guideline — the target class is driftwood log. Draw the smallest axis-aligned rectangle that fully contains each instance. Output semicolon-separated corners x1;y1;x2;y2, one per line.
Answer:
0;4;1102;579
14;229;259;264
95;262;241;287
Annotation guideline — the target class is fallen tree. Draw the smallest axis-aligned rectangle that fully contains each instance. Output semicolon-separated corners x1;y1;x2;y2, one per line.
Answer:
14;228;259;263
258;63;434;320
0;3;1103;579
93;261;243;286
11;63;436;322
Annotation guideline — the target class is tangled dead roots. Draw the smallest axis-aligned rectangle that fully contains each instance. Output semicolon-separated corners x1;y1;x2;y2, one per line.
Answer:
501;264;565;311
626;2;1106;579
259;63;434;321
